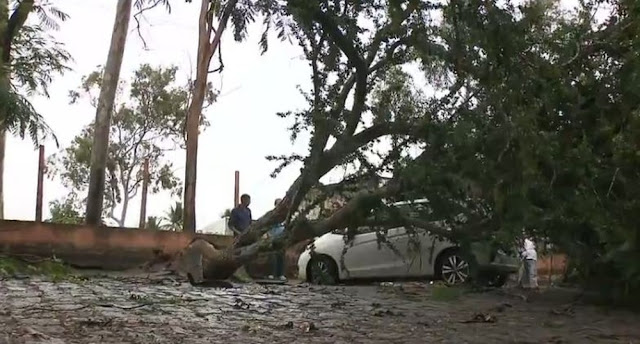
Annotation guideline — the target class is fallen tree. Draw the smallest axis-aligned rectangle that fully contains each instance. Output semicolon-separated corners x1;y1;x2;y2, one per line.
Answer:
172;0;504;281
173;0;640;306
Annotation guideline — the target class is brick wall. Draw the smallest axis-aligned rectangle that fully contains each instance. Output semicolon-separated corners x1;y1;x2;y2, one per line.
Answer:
0;220;232;270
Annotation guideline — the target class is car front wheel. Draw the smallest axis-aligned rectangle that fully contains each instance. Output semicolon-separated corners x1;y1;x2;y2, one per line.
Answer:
308;255;338;285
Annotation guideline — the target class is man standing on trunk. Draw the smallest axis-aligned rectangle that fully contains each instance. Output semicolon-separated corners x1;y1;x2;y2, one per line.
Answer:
229;194;252;235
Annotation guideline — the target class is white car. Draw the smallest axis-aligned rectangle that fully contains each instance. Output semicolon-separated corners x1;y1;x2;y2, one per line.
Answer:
297;204;518;286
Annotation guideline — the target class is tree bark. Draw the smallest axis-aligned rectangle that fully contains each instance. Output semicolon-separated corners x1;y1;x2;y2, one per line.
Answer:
183;0;239;232
85;0;132;225
0;130;5;219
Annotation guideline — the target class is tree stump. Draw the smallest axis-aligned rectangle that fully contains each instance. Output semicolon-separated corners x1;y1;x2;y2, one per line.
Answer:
169;238;239;282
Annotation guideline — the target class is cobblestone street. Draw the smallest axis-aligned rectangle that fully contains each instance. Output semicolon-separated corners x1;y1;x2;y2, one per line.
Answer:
1;275;639;343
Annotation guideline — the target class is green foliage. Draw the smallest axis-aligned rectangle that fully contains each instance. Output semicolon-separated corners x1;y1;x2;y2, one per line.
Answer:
0;7;71;146
145;216;161;230
141;202;183;231
412;0;640;303
50;64;214;226
0;256;73;281
161;201;183;231
11;25;71;97
267;0;640;304
46;195;83;225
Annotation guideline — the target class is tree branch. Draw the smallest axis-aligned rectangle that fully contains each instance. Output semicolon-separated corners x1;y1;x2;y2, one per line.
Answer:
310;5;367;138
206;0;239;61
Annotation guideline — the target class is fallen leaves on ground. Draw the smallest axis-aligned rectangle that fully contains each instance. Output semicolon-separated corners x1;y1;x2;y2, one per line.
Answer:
461;313;497;324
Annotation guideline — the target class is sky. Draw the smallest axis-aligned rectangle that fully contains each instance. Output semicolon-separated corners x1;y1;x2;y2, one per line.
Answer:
4;0;594;228
5;0;314;228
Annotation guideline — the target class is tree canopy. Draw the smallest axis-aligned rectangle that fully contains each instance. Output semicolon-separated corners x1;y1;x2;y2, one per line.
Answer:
0;1;72;219
49;64;215;227
198;0;640;304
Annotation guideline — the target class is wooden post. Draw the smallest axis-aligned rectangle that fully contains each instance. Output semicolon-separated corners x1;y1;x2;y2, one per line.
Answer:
35;145;45;222
138;158;149;228
234;170;240;207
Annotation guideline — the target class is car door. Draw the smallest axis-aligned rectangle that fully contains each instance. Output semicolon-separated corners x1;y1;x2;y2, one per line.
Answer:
342;226;409;278
388;228;438;277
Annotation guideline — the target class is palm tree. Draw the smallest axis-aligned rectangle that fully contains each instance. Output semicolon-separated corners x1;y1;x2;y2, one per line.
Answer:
0;1;71;218
161;201;183;231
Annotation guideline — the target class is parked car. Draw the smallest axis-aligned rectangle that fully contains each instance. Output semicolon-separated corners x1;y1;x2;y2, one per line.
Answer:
297;201;519;286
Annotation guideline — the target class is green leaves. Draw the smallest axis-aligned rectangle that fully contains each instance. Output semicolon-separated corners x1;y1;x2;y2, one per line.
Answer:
52;64;209;226
272;0;639;301
10;25;71;98
46;195;83;225
0;83;57;146
0;4;71;147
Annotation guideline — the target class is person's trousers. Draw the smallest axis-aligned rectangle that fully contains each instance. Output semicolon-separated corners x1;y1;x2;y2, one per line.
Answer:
271;250;285;277
522;258;538;288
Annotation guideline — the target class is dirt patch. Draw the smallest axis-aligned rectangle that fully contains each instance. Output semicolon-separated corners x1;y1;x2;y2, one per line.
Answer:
0;276;638;343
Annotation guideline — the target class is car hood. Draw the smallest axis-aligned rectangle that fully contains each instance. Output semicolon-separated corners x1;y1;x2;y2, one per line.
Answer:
306;232;343;252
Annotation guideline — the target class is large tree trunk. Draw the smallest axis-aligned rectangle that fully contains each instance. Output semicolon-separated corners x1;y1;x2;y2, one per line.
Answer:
0;0;6;220
174;182;398;281
85;0;132;225
183;0;238;232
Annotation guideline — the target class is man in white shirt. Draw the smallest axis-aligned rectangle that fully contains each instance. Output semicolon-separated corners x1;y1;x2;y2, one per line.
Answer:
519;238;539;289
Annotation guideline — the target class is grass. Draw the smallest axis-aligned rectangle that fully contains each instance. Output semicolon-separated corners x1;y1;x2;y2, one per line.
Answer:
0;255;77;282
430;284;466;302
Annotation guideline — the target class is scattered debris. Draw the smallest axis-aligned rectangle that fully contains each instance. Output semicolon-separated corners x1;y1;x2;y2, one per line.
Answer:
547;335;566;343
299;321;317;333
416;320;430;327
543;320;565;328
330;300;347;308
170;326;189;335
78;318;114;327
233;298;251;310
371;308;397;317
461;313;497;324
0;276;636;343
550;305;575;317
492;302;513;313
275;321;294;330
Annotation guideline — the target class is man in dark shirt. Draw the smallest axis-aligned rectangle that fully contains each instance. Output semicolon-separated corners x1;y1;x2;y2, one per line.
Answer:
229;194;252;235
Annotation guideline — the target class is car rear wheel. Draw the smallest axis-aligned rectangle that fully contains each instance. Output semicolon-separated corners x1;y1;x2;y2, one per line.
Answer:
308;255;338;285
437;250;471;285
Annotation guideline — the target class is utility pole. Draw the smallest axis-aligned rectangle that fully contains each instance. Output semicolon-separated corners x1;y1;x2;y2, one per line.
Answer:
35;145;45;222
234;170;239;207
138;158;149;228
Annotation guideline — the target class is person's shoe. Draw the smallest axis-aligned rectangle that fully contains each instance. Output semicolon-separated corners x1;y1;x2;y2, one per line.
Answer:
279;275;287;281
268;275;275;279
